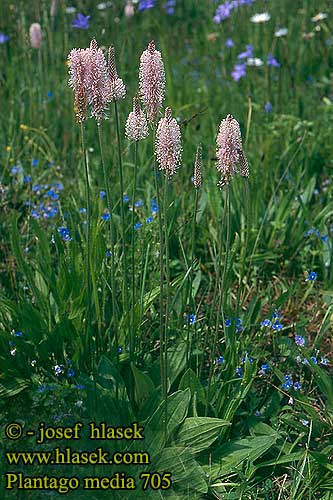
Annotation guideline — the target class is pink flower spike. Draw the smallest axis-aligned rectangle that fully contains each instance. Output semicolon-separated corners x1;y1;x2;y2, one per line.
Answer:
193;144;202;189
67;48;89;123
125;97;149;141
216;114;248;188
108;46;126;101
84;40;111;123
139;40;165;122
155;107;182;178
30;23;42;49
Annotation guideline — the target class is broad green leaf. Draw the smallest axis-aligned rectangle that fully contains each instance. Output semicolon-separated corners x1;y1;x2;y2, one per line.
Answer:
145;389;191;454
177;417;230;454
131;362;155;408
151;446;208;495
179;368;205;403
208;434;279;479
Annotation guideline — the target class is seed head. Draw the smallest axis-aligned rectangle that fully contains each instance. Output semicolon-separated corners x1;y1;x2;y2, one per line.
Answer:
155;107;182;178
29;23;42;49
139;40;165;122
216;114;248;188
125;97;149;141
107;46;126;101
68;48;89;123
193;144;202;189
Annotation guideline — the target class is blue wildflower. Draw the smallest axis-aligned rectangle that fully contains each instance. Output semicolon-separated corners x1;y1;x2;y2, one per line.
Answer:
72;13;90;29
79;208;87;213
68;368;75;378
260;363;270;372
225;38;234;48
272;321;283;331
58;227;72;241
31;159;39;167
311;356;318;364
76;384;85;390
267;53;280;67
0;33;10;44
105;250;111;257
272;309;282;319
99;191;106;199
261;319;271;327
117;346;123;353
282;374;293;390
135;199;143;208
265;102;273;113
146;216;153;224
295;335;305;347
31;210;41;219
11;165;23;174
134;222;142;230
163;0;176;14
238;44;254;59
216;355;225;365
12;331;23;337
101;213;110;221
151;199;158;214
235;367;243;378
306;271;317;281
188;314;196;325
138;0;155;11
225;318;231;327
123;194;129;202
54;364;63;376
231;63;247;81
293;381;301;391
24;175;32;182
320;357;328;366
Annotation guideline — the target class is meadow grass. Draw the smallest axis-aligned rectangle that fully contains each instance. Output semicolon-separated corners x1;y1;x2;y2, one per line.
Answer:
0;1;333;498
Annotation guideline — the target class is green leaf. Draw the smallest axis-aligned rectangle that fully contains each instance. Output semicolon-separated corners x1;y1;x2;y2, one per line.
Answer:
179;368;205;404
145;389;191;455
177;417;230;454
208;434;279;479
131;363;155;408
151;447;208;495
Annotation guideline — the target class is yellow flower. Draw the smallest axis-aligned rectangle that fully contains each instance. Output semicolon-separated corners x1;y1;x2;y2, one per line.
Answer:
20;124;29;131
6;146;12;152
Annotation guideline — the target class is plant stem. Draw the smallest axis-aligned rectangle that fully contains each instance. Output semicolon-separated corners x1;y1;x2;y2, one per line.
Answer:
163;175;170;440
186;188;199;367
205;189;231;416
114;101;130;346
98;124;119;399
80;123;92;367
131;141;139;362
153;137;165;398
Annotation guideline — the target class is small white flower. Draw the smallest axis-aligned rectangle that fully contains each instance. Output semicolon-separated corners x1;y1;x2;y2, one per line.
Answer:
250;12;270;23
97;2;112;10
247;57;264;67
311;12;328;22
10;348;17;356
65;6;76;13
275;27;288;37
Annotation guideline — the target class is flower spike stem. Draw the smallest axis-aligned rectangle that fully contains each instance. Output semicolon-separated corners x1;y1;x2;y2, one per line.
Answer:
163;175;170;439
131;141;139;362
205;189;231;416
153;127;166;425
97;124;119;400
114;101;130;344
80;123;92;365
